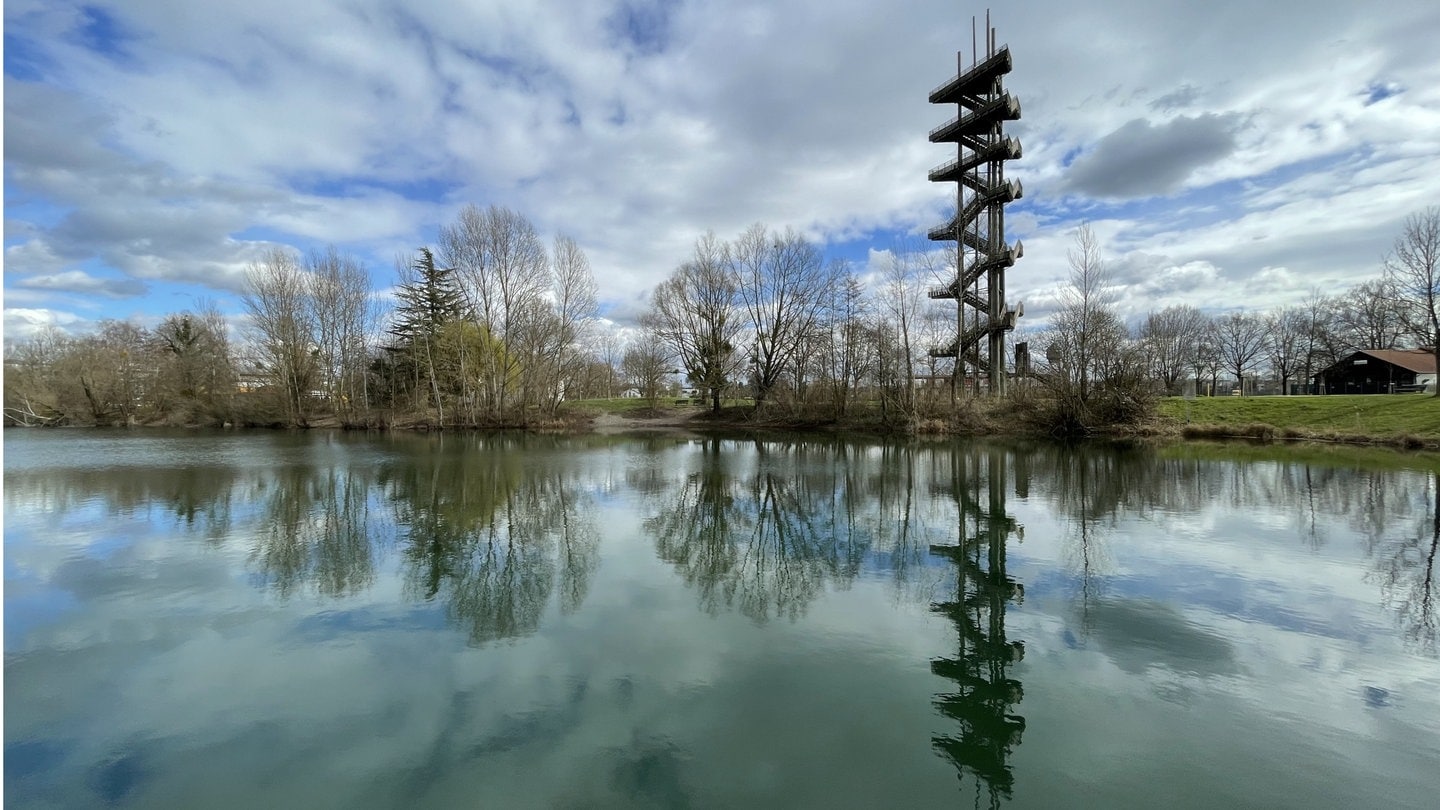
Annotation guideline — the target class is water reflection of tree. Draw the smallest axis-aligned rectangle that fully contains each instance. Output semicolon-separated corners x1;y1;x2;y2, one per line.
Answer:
384;434;598;644
647;439;845;621
646;438;746;615
1045;444;1123;634
251;465;379;598
642;439;1026;796
1134;451;1438;651
623;436;683;496
3;463;239;543
1372;472;1439;653
644;437;954;623
930;448;1025;807
1019;443;1440;648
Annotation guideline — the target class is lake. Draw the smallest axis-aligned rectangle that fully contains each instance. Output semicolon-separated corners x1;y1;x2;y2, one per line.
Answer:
4;429;1439;808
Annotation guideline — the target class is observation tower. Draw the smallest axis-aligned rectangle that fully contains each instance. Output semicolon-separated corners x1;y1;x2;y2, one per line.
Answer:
927;22;1024;396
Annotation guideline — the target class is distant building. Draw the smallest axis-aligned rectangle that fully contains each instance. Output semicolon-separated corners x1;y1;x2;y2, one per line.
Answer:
1312;349;1437;394
235;372;268;393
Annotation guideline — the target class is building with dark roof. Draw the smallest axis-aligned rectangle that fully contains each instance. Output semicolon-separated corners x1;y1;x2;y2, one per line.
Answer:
1312;348;1437;394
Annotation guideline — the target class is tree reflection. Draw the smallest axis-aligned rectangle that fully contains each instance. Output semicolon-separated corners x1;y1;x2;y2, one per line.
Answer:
1047;444;1119;635
251;465;378;598
930;448;1025;807
648;438;892;619
1020;442;1439;653
3;461;240;543
645;438;747;615
1373;472;1439;653
384;434;598;644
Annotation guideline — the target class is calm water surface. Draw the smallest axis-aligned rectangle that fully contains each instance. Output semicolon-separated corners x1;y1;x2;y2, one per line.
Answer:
5;429;1439;808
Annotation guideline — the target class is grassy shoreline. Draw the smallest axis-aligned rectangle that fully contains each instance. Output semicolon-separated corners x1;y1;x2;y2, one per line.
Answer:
24;394;1438;453
1152;394;1440;450
567;393;1440;451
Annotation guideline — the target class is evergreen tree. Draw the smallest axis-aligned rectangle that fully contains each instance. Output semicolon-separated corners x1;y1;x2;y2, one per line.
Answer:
386;247;464;421
389;247;464;346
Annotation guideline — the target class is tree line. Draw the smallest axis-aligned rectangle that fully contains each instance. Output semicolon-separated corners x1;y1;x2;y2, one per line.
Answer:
1013;209;1440;433
5;205;1437;429
4;205;609;427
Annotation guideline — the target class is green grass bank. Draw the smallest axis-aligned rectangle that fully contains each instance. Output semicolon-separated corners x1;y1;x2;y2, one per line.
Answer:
1156;394;1440;447
565;393;1440;450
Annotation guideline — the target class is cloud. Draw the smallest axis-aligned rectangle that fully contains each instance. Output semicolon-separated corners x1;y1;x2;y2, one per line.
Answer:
1080;597;1238;677
1150;84;1203;113
3;307;86;342
13;270;148;299
5;0;1440;339
1065;114;1243;199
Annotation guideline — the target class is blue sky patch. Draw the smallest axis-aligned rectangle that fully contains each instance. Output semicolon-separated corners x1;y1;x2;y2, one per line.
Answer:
3;581;82;652
2;198;73;236
73;5;139;64
3;32;50;81
1363;82;1402;106
284;172;459;204
606;0;676;57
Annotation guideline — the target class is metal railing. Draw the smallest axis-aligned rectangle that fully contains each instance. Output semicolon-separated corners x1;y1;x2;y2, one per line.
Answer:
929;140;1022;181
928;94;1020;141
928;47;1012;100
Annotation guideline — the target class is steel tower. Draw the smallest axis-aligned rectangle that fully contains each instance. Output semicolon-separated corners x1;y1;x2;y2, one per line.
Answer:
927;27;1024;396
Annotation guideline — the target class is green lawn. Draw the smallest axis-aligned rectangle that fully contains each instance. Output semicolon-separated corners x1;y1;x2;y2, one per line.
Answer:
1158;394;1440;439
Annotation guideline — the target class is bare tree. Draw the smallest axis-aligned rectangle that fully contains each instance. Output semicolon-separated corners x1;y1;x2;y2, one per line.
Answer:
1043;224;1123;402
307;247;375;423
728;224;828;410
1213;311;1267;395
440;204;550;421
1299;290;1342;393
818;260;871;417
1139;304;1209;395
3;328;71;425
1338;277;1407;352
875;244;925;421
647;233;741;413
1035;225;1149;430
1265;306;1309;395
1386;207;1440;396
1191;320;1223;396
95;320;154;424
154;303;236;423
596;329;623;399
37;321;156;425
242;248;316;425
622;329;672;410
545;234;599;413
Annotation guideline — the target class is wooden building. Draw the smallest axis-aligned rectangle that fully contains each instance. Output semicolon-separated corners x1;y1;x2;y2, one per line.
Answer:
1312;349;1437;394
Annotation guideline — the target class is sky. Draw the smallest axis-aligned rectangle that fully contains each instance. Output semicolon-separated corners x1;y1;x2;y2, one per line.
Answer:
5;0;1440;346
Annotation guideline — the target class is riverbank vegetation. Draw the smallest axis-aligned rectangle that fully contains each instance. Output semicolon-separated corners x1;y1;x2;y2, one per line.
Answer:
5;206;1437;444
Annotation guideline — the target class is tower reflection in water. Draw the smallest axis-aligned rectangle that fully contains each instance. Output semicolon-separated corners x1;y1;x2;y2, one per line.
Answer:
930;448;1025;805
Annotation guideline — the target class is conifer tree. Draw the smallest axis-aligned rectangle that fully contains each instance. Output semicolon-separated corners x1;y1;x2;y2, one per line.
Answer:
387;247;464;421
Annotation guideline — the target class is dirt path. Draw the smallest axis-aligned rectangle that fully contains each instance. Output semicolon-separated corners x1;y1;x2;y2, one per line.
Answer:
589;409;706;433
